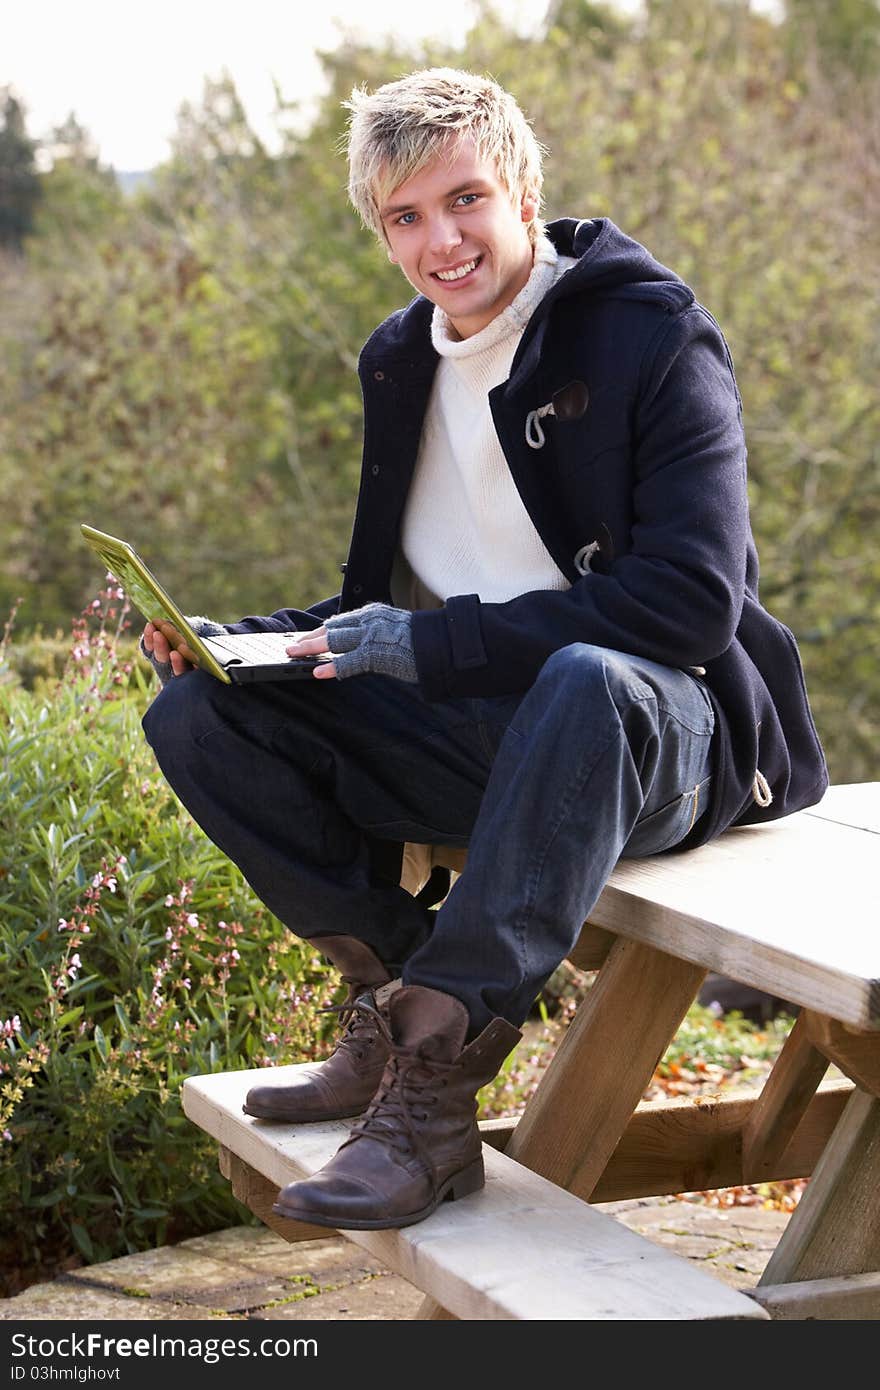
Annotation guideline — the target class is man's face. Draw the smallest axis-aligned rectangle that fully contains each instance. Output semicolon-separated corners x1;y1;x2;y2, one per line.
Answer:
379;137;539;340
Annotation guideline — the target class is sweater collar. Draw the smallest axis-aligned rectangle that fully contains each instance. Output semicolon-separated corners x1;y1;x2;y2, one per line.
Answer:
429;234;562;359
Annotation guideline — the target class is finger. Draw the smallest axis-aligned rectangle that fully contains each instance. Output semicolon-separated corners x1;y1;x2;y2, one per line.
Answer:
286;632;328;655
175;641;200;666
152;631;171;663
312;660;336;680
169;649;195;677
143;622;156;651
153;618;186;650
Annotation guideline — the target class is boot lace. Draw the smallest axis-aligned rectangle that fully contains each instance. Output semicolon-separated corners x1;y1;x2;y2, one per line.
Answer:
319;986;386;1063
342;1004;455;1175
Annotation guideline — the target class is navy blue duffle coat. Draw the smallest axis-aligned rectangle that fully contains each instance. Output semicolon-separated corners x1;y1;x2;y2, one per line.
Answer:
231;217;828;847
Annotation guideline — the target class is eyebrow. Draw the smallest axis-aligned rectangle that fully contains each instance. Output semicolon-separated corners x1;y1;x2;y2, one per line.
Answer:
380;179;492;219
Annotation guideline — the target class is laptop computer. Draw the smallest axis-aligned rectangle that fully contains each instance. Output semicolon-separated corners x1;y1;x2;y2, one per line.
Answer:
80;524;331;684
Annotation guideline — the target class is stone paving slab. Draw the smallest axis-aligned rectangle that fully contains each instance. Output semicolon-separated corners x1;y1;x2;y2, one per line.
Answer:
0;1197;790;1321
597;1196;791;1291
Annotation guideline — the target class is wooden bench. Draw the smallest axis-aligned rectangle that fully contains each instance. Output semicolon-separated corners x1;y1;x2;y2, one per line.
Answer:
183;782;878;1320
182;1072;766;1320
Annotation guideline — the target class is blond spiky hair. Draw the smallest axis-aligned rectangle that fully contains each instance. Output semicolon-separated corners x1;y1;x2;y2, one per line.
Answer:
344;68;546;245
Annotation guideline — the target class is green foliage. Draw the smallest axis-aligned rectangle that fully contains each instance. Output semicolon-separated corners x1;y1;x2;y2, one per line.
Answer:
0;89;41;252
1;2;876;783
660;1003;793;1074
784;0;880;81
0;599;339;1279
31;114;124;246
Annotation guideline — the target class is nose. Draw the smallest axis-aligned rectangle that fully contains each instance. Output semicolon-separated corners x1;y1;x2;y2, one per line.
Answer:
428;212;462;257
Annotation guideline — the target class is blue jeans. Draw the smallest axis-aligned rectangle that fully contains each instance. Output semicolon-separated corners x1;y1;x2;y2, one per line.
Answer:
142;644;714;1032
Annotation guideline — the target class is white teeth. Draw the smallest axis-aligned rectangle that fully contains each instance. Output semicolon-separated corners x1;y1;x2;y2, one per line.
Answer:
436;259;478;281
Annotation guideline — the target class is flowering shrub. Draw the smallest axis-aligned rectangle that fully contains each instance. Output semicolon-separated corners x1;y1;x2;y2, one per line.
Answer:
0;591;337;1290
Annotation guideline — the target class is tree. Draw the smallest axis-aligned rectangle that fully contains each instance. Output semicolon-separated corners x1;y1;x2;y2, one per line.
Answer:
31;113;122;245
784;0;880;81
0;90;41;253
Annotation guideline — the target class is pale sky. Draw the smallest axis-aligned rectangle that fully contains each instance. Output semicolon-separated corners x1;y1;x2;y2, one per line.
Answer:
3;0;552;169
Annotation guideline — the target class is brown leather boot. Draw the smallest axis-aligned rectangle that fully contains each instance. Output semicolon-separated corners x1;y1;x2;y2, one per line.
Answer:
243;935;396;1123
271;985;521;1229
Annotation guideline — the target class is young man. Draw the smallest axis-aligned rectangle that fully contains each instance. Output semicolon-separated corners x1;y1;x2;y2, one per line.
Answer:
142;69;827;1232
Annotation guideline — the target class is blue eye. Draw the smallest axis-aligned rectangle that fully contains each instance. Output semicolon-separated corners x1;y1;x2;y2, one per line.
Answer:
457;193;479;207
397;211;417;225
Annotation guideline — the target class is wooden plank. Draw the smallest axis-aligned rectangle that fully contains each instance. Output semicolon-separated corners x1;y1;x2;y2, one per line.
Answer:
804;782;880;834
414;1295;457;1320
594;1077;851;1202
760;1088;880;1284
220;1147;331;1243
479;1118;517;1150
567;923;615;972
182;1068;767;1320
505;936;705;1199
481;1080;852;1199
803;1011;880;1097
741;1014;830;1182
589;804;880;1029
748;1271;880;1320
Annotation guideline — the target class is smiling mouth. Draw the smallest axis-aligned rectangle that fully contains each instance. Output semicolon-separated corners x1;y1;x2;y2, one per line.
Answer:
432;256;483;283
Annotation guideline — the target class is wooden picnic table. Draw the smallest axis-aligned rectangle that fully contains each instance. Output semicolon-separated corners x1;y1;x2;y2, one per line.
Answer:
184;782;879;1320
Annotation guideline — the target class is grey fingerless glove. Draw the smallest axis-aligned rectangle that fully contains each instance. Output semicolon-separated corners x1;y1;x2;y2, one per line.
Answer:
323;603;418;682
139;615;226;686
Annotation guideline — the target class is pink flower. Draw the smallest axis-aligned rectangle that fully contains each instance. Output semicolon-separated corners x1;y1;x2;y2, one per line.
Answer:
165;894;175;907
57;918;69;932
186;913;199;928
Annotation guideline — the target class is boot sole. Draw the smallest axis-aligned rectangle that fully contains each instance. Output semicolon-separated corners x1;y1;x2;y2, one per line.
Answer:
242;1101;369;1122
271;1156;485;1230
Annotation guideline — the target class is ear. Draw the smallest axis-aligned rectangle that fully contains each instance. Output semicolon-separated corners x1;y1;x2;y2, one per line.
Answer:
387;248;399;265
520;190;539;224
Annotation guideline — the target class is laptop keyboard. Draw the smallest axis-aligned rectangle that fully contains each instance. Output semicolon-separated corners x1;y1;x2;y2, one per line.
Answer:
209;630;320;662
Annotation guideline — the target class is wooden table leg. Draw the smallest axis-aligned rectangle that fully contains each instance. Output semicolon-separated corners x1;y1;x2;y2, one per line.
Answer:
506;936;706;1200
741;1013;829;1182
758;1087;880;1286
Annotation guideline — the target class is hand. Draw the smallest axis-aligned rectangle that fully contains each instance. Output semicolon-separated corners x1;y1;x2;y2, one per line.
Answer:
284;627;337;680
286;604;417;683
143;619;200;678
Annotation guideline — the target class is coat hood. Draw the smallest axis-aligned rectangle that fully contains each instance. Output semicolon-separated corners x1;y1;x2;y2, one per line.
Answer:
541;217;695;314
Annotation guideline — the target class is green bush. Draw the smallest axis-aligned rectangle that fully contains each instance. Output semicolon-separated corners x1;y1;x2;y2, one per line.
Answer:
0;592;336;1283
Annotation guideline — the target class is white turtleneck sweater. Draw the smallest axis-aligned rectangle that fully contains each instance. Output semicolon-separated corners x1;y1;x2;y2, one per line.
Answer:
394;235;578;611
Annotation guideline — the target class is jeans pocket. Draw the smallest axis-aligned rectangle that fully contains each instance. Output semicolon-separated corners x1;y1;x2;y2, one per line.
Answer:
621;776;712;858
